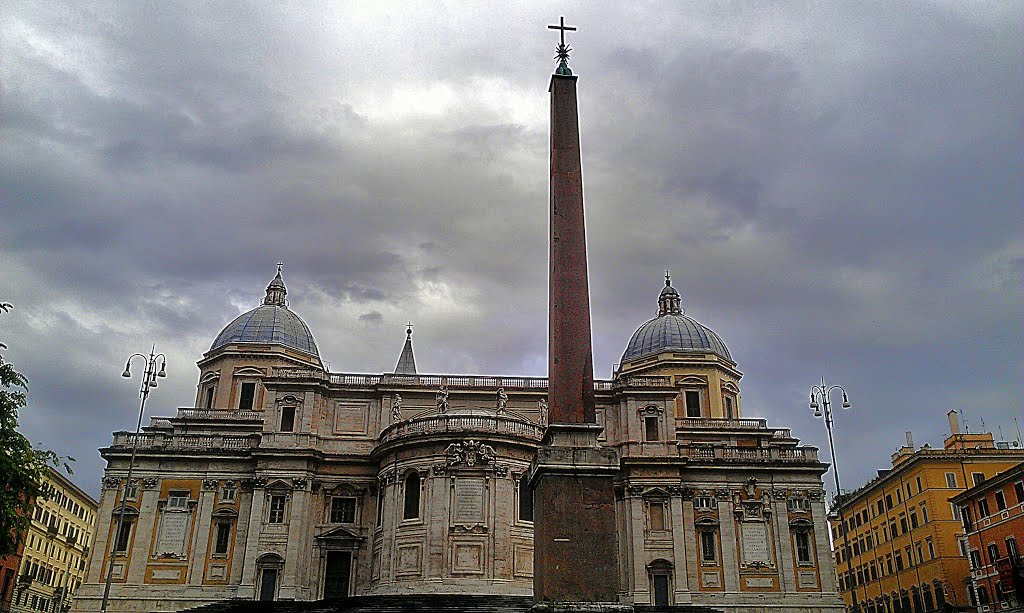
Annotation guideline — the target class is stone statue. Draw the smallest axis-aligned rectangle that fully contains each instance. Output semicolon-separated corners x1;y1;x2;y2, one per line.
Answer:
496;387;509;414
436;385;449;414
538;397;548;425
391;394;403;423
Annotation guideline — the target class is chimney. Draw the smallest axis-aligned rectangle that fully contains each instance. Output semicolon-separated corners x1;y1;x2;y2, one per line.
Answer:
905;431;914;449
948;409;961;435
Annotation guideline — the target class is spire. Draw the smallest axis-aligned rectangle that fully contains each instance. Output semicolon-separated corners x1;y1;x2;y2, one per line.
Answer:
657;270;682;316
263;263;288;307
393;323;417;375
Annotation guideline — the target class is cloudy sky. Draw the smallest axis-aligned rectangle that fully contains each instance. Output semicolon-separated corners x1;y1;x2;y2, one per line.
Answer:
2;2;1020;499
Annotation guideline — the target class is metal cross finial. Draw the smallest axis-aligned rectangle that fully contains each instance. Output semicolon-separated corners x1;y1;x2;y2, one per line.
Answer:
665;268;671;286
276;262;284;275
548;16;576;70
406;322;414;338
548;16;576;46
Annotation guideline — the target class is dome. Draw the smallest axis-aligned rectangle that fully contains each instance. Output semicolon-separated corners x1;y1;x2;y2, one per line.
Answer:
621;272;732;363
209;266;320;358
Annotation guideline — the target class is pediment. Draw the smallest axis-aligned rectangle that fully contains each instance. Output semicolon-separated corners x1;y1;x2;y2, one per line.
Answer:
642;486;671;499
316;525;365;541
721;381;740;393
265;479;292;491
235;367;265;377
678;375;708;386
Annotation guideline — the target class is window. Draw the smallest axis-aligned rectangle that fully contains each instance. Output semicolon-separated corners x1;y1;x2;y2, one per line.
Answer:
906;483;912;499
787;497;811;512
978;498;990;517
926;538;935;560
895;551;904;571
950;502;961;521
330;497;356;523
113;519;133;553
915;476;922;493
886;554;893;574
877;499;884;515
899;515;908;533
969;549;981;568
944;473;957;488
123;481;138;501
994;490;1006;511
972;472;985;486
962;506;973;531
1006;536;1018;560
268;495;286;524
518;473;533;522
896;488;901;504
700;531;717;564
684;391;701;418
1014;481;1024;504
375;491;384;528
987;543;999;565
280;406;296;432
238;382;256;411
220;483;236;503
649;501;667;531
920;503;928;523
909;510;918;529
204;385;215;409
213;521;231;555
869;561;877;580
724;396;734;419
403;473;420;520
885;494;893;510
694;497;717;511
167;491;188;509
915;541;923;564
905;546;913;567
795;531;812;564
644;416;660;441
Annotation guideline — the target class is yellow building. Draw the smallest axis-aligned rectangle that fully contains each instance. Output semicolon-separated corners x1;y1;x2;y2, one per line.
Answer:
828;411;1024;613
13;468;97;613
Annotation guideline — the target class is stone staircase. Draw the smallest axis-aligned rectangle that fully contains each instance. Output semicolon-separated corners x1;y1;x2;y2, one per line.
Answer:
181;595;722;613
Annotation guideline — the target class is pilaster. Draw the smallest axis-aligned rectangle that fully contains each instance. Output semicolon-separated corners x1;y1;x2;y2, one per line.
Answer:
669;494;692;603
187;485;216;584
718;499;740;593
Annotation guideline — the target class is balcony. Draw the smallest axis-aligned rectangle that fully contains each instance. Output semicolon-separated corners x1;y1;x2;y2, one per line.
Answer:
379;413;545;445
275;369;672;392
109;432;257;451
173;408;264;421
620;441;820;464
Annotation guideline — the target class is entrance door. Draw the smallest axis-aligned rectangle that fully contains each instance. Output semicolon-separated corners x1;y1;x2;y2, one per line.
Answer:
323;551;351;599
652;573;670;606
258;568;278;601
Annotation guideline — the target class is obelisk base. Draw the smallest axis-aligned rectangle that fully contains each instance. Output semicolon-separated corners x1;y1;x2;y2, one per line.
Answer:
531;424;620;609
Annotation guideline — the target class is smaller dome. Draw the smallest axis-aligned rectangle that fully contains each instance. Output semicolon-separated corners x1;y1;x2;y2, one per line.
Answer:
209;266;320;358
621;272;732;363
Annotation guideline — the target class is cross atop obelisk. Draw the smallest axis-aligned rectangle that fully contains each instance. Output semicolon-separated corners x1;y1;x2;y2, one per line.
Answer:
547;16;577;75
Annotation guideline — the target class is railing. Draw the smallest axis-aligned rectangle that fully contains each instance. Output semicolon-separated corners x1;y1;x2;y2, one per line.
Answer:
110;432;256;451
175;408;264;421
677;417;769;430
274;368;668;392
619;442;820;463
379;414;545;444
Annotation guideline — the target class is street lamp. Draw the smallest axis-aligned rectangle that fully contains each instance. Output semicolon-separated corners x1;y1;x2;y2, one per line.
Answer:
809;377;856;611
99;347;166;613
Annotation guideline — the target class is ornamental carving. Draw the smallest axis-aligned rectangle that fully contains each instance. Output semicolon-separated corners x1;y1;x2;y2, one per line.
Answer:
142;478;159;489
252;478;267;489
625;485;645;497
431;463;447;477
638;405;663;416
203;479;219;490
445;440;496;468
493;463;509;478
103;477;120;490
807;489;825;500
495;388;509;414
668;485;690;498
292;478;308;491
436;385;450;414
449;524;488;534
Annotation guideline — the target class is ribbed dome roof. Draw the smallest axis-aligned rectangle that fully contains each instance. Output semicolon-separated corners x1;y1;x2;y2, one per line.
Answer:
211;304;319;357
209;266;319;358
621;272;732;363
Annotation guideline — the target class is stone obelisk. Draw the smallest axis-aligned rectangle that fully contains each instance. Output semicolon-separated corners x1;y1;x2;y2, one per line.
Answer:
532;18;621;608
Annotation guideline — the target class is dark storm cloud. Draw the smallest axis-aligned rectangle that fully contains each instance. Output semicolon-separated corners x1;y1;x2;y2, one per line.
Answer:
1;1;1020;498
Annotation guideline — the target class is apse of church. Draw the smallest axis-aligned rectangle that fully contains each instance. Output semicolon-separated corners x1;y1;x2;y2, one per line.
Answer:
72;32;843;613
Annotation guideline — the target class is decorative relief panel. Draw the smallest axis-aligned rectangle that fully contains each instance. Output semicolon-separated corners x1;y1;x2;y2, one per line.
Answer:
451;542;485;575
395;544;422;576
334;401;369;435
513;543;534;578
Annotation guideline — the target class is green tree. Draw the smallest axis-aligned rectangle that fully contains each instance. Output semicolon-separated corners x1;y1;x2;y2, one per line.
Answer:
0;303;71;558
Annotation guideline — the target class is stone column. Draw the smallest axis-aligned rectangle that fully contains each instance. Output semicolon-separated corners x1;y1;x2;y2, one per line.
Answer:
237;484;266;596
229;488;254;586
281;484;309;600
812;497;838;593
187;485;216;584
718;500;740;593
628;492;648;603
86;482;119;584
669;494;692;604
773;498;795;593
125;487;161;583
681;497;699;593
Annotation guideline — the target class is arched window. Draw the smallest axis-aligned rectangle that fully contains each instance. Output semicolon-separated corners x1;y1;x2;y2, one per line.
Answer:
256;553;284;602
403;472;420;520
518;473;533;522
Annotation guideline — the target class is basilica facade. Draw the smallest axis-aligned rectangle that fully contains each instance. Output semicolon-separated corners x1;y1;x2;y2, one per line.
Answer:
73;269;844;612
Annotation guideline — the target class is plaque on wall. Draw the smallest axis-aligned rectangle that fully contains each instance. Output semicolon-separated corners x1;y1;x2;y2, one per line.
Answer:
156;512;190;556
740;522;771;565
454;478;485;523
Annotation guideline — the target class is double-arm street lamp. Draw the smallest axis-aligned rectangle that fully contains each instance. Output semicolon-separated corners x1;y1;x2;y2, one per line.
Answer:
99;347;166;613
809;377;856;610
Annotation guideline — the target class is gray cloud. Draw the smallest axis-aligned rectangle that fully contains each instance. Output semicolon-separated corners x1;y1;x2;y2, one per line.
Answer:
1;1;1020;498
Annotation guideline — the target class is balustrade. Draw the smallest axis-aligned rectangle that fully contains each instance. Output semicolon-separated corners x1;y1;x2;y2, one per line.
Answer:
379;413;545;444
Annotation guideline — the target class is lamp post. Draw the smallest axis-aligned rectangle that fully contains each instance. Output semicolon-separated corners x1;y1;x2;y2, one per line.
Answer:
99;347;165;613
809;377;856;611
